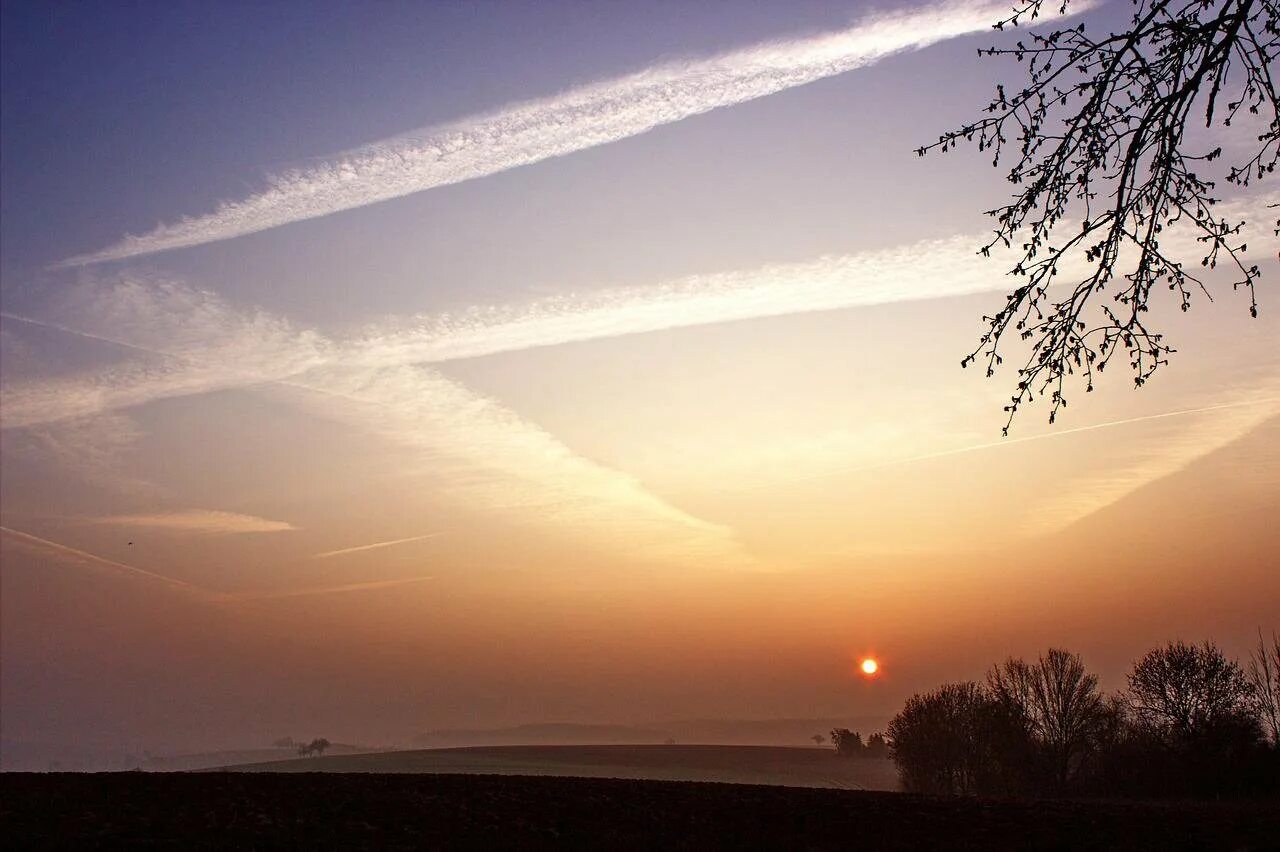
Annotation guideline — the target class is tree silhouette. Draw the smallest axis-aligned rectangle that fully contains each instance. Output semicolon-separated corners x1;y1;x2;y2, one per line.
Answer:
887;640;1277;798
830;728;864;757
987;648;1108;790
1125;640;1256;739
1246;629;1280;745
296;738;332;757
921;0;1279;432
886;683;1012;794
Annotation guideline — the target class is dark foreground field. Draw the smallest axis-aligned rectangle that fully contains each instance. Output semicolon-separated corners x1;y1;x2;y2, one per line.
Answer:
3;773;1277;850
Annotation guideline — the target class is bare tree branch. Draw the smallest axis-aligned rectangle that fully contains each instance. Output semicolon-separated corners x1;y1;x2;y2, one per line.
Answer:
921;0;1280;433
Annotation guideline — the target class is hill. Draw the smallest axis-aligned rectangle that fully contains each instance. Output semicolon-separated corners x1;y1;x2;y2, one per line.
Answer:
412;718;889;748
212;744;898;790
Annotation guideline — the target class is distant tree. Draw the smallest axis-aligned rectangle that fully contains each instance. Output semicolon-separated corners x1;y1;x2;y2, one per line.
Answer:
1246;628;1280;745
865;732;890;759
295;738;331;758
831;728;864;758
887;682;1014;795
987;648;1108;791
1126;640;1257;740
920;0;1279;431
811;733;827;745
273;737;297;749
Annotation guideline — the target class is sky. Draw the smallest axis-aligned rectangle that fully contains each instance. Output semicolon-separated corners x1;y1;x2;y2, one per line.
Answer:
2;0;1277;766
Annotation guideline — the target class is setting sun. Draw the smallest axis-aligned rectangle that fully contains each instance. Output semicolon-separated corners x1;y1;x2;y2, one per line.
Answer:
861;658;879;676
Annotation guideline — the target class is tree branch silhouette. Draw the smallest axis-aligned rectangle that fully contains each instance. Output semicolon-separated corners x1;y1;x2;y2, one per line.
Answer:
920;0;1279;433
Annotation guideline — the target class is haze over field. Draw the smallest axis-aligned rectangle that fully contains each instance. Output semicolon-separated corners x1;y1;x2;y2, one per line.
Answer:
2;0;1277;770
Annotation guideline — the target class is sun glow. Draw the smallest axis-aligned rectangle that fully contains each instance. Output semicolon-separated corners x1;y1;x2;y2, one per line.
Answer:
860;658;879;676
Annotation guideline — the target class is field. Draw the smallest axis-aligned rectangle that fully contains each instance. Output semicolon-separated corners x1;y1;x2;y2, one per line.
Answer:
212;744;900;790
4;772;1277;849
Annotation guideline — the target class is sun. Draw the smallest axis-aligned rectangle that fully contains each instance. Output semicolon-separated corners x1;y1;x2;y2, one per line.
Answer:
860;658;879;676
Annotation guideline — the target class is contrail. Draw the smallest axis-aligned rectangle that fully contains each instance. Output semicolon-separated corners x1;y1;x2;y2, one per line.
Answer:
90;510;297;534
8;191;1274;431
4;232;1007;429
346;232;1009;366
1;302;751;567
61;0;1091;265
312;532;444;559
771;395;1280;487
0;526;216;599
1021;390;1280;535
286;364;754;567
227;575;436;601
1;525;438;602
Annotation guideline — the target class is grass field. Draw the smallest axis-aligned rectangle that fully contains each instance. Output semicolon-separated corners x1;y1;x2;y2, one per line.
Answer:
4;772;1276;850
211;744;900;790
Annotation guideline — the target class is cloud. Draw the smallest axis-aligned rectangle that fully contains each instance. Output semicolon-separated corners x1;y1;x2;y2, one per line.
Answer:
61;0;1091;265
312;532;443;559
5;411;159;496
89;510;297;534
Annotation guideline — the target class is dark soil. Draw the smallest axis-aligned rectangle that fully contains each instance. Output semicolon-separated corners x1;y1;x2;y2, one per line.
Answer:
3;772;1276;850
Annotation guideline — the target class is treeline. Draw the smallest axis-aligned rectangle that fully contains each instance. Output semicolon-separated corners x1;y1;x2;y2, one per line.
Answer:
829;728;889;759
887;635;1280;800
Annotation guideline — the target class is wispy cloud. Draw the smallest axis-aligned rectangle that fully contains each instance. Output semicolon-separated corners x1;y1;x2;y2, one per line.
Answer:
62;0;1090;265
312;532;443;559
90;510;297;534
1;277;328;429
5;411;160;496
